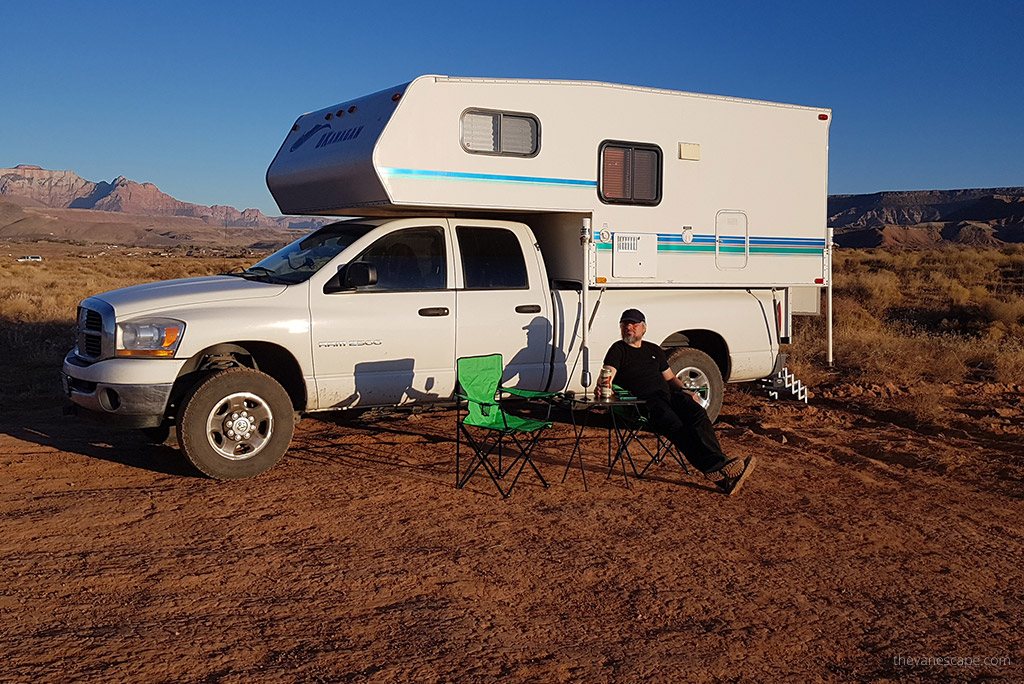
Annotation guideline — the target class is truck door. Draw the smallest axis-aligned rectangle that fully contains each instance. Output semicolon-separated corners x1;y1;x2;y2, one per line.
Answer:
309;223;456;408
452;221;552;391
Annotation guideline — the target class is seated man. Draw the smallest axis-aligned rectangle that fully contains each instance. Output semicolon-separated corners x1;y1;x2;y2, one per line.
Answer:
602;308;756;495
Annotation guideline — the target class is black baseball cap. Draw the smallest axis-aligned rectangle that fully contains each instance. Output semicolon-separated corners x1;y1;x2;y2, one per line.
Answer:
619;308;645;324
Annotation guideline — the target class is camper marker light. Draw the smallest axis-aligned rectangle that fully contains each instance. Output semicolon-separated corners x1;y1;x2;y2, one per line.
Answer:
819;114;829;121
116;318;185;358
815;278;824;284
336;110;345;117
392;93;402;102
348;106;357;114
325;113;332;120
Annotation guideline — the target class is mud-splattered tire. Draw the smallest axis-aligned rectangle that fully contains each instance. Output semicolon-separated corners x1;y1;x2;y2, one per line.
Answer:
176;368;293;479
666;347;724;422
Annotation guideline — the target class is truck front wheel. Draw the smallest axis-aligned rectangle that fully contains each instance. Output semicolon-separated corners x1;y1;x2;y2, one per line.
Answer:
176;368;294;479
666;347;724;422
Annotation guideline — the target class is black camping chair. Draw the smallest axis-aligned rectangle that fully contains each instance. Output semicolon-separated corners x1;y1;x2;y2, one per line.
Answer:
610;385;690;478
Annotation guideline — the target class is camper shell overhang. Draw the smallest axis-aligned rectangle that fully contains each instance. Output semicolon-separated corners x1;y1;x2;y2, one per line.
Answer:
266;81;415;216
267;75;831;220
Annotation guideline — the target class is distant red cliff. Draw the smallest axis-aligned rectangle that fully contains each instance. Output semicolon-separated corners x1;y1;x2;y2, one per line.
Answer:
0;165;321;231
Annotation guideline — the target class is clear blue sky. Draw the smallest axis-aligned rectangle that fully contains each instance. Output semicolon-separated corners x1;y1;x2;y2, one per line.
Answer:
4;0;1023;217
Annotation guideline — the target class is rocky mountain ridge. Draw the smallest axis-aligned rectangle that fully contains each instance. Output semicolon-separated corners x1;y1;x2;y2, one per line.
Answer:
829;187;1024;248
0;165;320;231
4;165;1023;250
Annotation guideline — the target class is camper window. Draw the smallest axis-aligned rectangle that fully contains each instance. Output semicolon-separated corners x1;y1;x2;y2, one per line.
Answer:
461;110;539;157
599;141;662;206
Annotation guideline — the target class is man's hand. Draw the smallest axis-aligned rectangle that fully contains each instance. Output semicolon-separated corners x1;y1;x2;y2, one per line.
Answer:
671;385;700;402
664;368;700;402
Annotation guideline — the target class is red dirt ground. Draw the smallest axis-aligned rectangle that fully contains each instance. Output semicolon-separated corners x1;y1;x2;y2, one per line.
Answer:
1;383;1021;682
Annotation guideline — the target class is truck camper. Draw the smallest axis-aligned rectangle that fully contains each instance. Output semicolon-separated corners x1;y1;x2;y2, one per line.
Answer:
63;75;832;479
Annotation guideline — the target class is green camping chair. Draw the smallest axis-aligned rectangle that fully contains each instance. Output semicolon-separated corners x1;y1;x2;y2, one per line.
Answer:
610;385;691;479
455;354;552;498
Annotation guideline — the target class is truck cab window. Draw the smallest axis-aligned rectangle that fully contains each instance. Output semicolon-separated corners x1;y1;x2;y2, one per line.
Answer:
457;226;528;289
355;227;446;291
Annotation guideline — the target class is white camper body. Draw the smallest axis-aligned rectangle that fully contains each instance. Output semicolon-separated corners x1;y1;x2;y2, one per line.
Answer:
63;76;831;479
268;75;831;293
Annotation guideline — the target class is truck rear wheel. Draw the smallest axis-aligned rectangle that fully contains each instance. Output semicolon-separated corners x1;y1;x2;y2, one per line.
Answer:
176;368;294;479
666;347;724;422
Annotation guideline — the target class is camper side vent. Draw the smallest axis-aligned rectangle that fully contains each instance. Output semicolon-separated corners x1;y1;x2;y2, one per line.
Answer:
616;234;639;252
612;233;657;278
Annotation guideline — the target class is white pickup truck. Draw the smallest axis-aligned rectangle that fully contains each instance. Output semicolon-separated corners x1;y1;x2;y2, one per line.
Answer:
63;76;831;479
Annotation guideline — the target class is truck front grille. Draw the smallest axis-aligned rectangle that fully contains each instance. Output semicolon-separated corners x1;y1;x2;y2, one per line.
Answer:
84;309;103;332
77;301;113;360
83;333;103;357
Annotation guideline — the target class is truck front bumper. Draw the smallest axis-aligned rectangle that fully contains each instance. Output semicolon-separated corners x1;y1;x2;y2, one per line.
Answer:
63;351;185;428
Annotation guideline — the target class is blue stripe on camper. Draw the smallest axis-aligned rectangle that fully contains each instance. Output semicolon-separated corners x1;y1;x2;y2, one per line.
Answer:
657;234;826;248
595;233;826;255
381;167;596;188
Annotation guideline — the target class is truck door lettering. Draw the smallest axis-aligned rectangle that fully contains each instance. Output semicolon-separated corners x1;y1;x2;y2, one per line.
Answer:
318;339;382;348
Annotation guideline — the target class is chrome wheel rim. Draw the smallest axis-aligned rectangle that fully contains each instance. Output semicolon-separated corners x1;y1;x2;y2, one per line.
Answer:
205;392;273;460
677;366;712;411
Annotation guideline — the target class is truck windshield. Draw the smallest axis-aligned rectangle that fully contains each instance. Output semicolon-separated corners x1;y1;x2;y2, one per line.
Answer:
232;223;376;284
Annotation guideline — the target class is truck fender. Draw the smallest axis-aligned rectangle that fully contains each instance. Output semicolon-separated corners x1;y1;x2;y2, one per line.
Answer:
168;343;307;423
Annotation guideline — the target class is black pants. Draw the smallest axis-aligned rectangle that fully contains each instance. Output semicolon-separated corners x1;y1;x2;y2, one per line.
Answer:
643;392;727;474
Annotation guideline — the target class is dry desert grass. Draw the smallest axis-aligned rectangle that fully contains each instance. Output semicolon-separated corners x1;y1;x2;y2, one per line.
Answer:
2;241;1023;415
789;247;1024;382
0;244;259;411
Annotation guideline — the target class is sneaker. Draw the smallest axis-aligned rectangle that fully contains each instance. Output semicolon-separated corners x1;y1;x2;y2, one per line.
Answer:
717;454;757;496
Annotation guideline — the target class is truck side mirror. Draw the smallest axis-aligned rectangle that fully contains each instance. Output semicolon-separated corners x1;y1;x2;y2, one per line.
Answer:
346;261;378;287
324;261;378;294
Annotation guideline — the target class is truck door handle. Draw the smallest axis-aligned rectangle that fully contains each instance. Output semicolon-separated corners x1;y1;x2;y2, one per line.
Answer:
418;307;450;317
515;304;541;314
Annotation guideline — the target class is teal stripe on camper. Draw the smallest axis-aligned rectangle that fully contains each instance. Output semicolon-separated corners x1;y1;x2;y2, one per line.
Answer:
657;233;823;255
658;234;827;248
596;234;825;256
750;246;824;255
656;244;716;253
381;167;596;188
599;244;819;255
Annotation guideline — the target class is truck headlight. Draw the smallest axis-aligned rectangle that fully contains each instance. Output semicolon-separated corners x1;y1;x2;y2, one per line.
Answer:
116;318;185;357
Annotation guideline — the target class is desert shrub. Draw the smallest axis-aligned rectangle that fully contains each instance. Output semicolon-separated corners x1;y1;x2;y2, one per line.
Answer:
939;281;973;306
992;343;1024;384
840;269;904;313
982;298;1024;327
789;246;1024;386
